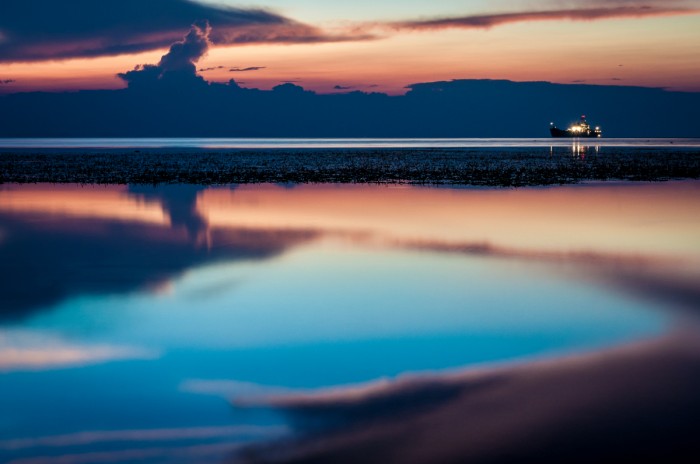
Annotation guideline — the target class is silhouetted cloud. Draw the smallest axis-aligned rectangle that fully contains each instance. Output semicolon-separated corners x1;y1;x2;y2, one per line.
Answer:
1;77;699;137
0;79;15;84
0;0;368;63
118;22;210;87
387;5;699;31
161;21;211;73
273;82;313;96
229;66;266;72
334;85;354;90
199;66;226;72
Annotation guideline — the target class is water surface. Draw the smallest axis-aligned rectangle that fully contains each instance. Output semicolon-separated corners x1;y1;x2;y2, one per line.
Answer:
1;181;699;463
1;137;700;149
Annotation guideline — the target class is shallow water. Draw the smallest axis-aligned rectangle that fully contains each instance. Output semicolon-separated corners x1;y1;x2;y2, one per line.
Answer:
1;137;700;149
0;181;699;463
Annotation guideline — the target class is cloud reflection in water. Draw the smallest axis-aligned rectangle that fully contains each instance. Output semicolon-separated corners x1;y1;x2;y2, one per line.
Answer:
0;329;157;372
0;181;699;464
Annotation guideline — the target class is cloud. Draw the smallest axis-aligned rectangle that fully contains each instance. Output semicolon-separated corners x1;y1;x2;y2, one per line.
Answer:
0;329;157;372
160;21;211;73
272;82;313;95
229;66;266;72
1;79;15;84
0;425;286;451
199;66;225;72
0;184;319;321
118;22;211;87
387;5;700;31
334;85;354;90
0;1;693;65
181;379;291;398
0;0;366;63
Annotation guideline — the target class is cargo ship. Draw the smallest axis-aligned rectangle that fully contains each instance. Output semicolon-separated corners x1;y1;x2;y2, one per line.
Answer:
550;116;602;138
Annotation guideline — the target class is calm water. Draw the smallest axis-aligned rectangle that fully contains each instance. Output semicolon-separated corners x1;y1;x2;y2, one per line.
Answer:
1;138;700;149
1;181;699;463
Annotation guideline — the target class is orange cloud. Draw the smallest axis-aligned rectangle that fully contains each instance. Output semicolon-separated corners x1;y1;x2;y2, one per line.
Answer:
388;6;700;31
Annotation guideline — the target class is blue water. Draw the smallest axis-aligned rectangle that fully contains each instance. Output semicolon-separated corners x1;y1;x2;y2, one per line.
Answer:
0;248;667;460
2;182;697;463
1;137;699;149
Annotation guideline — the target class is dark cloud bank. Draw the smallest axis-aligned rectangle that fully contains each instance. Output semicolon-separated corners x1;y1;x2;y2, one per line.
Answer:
1;22;699;137
0;0;359;63
1;0;695;62
389;4;698;31
230;66;266;72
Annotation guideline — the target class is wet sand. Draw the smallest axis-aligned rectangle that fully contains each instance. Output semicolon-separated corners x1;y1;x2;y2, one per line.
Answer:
2;147;699;186
235;330;700;464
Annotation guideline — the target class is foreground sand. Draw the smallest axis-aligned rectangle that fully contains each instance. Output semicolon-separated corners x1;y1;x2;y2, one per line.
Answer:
2;147;700;186
235;329;700;463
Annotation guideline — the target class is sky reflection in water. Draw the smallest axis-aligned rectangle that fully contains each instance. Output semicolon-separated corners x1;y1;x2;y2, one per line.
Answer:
0;181;699;463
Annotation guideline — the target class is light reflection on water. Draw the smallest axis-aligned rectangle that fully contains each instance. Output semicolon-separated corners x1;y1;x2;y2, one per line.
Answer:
1;137;700;149
0;181;699;463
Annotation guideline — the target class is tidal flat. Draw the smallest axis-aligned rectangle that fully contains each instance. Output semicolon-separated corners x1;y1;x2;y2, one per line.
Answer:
1;181;699;463
2;147;700;186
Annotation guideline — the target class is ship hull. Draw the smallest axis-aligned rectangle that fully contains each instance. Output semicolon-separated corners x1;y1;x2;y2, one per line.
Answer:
550;127;601;138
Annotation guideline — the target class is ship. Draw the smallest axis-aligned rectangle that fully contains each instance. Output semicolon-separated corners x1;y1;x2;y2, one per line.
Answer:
550;115;602;138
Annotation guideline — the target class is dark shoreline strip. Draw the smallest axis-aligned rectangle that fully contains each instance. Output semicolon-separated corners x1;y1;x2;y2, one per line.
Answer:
1;148;699;186
235;331;700;464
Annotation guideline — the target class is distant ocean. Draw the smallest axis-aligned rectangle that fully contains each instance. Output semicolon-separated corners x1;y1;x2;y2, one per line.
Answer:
1;138;700;149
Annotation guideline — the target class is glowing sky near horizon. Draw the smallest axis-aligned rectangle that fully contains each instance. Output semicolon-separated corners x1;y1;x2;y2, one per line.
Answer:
0;0;699;94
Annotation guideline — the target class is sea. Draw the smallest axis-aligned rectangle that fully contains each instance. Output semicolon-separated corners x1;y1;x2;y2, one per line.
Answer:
0;137;699;149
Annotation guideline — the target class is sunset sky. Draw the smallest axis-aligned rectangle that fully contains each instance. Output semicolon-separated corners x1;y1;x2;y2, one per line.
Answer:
1;0;699;95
